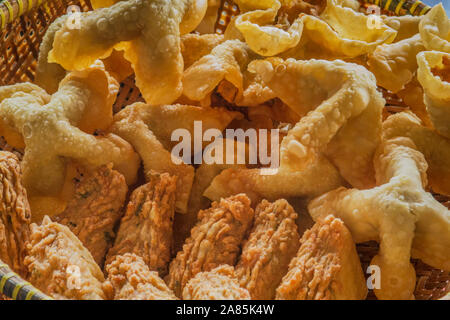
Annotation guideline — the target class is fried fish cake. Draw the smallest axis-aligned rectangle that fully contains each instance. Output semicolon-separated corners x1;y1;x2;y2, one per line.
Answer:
167;194;254;297
54;164;128;266
106;173;177;276
183;265;251;300
235;199;300;299
104;253;177;300
24;216;106;300
276;215;367;300
0;151;31;277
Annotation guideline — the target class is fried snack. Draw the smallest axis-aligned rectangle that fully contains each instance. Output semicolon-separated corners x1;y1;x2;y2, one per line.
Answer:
106;173;177;276
183;40;276;106
0;63;139;218
173;164;221;251
181;33;225;69
259;58;384;187
234;0;396;60
308;136;450;300
396;77;432;128
419;4;450;53
206;57;382;202
0;83;50;148
103;253;177;300
383;112;450;197
183;265;251;300
54;164;128;266
24;216;106;300
111;102;240;213
35;15;68;94
101;49;134;82
367;34;425;93
167;194;254;297
235;199;300;299
99;33;224;85
234;0;303;56
417;51;450;138
302;0;395;59
205;158;343;205
173;138;247;252
0;151;31;277
195;0;221;34
204;156;343;205
382;15;422;43
275;215;367;300
47;0;207;105
277;0;325;20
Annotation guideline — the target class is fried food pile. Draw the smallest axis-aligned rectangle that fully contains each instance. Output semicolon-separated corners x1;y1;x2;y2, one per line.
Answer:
0;0;449;300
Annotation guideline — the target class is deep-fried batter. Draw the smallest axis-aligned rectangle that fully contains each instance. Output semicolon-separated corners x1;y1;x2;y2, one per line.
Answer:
111;102;240;213
106;173;177;276
103;253;177;300
235;199;300;299
0;151;31;277
54;164;128;266
276;215;367;300
167;194;254;297
181;33;225;69
47;0;207;105
308;134;450;300
417;51;450;139
24;216;106;300
0;63;139;219
183;265;251;300
34;15;67;94
430;55;450;83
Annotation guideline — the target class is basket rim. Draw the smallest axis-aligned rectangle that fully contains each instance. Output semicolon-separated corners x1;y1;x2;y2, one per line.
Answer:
1;0;50;29
0;0;433;30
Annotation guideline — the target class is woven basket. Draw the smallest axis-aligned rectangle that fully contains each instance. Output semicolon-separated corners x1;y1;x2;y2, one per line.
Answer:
0;0;449;300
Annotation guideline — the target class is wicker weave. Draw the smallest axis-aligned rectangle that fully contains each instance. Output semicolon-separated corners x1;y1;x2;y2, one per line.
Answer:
0;0;449;300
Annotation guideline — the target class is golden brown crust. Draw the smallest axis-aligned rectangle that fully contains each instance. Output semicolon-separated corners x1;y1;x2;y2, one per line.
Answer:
276;215;367;300
382;112;450;197
430;55;450;83
0;151;31;277
54;164;128;266
308;134;450;300
24;216;106;300
183;265;251;300
181;33;225;69
106;172;177;276
111;102;240;213
47;0;207;105
0;64;139;219
277;0;324;23
103;253;177;300
167;194;254;297
235;199;300;300
34;15;67;94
